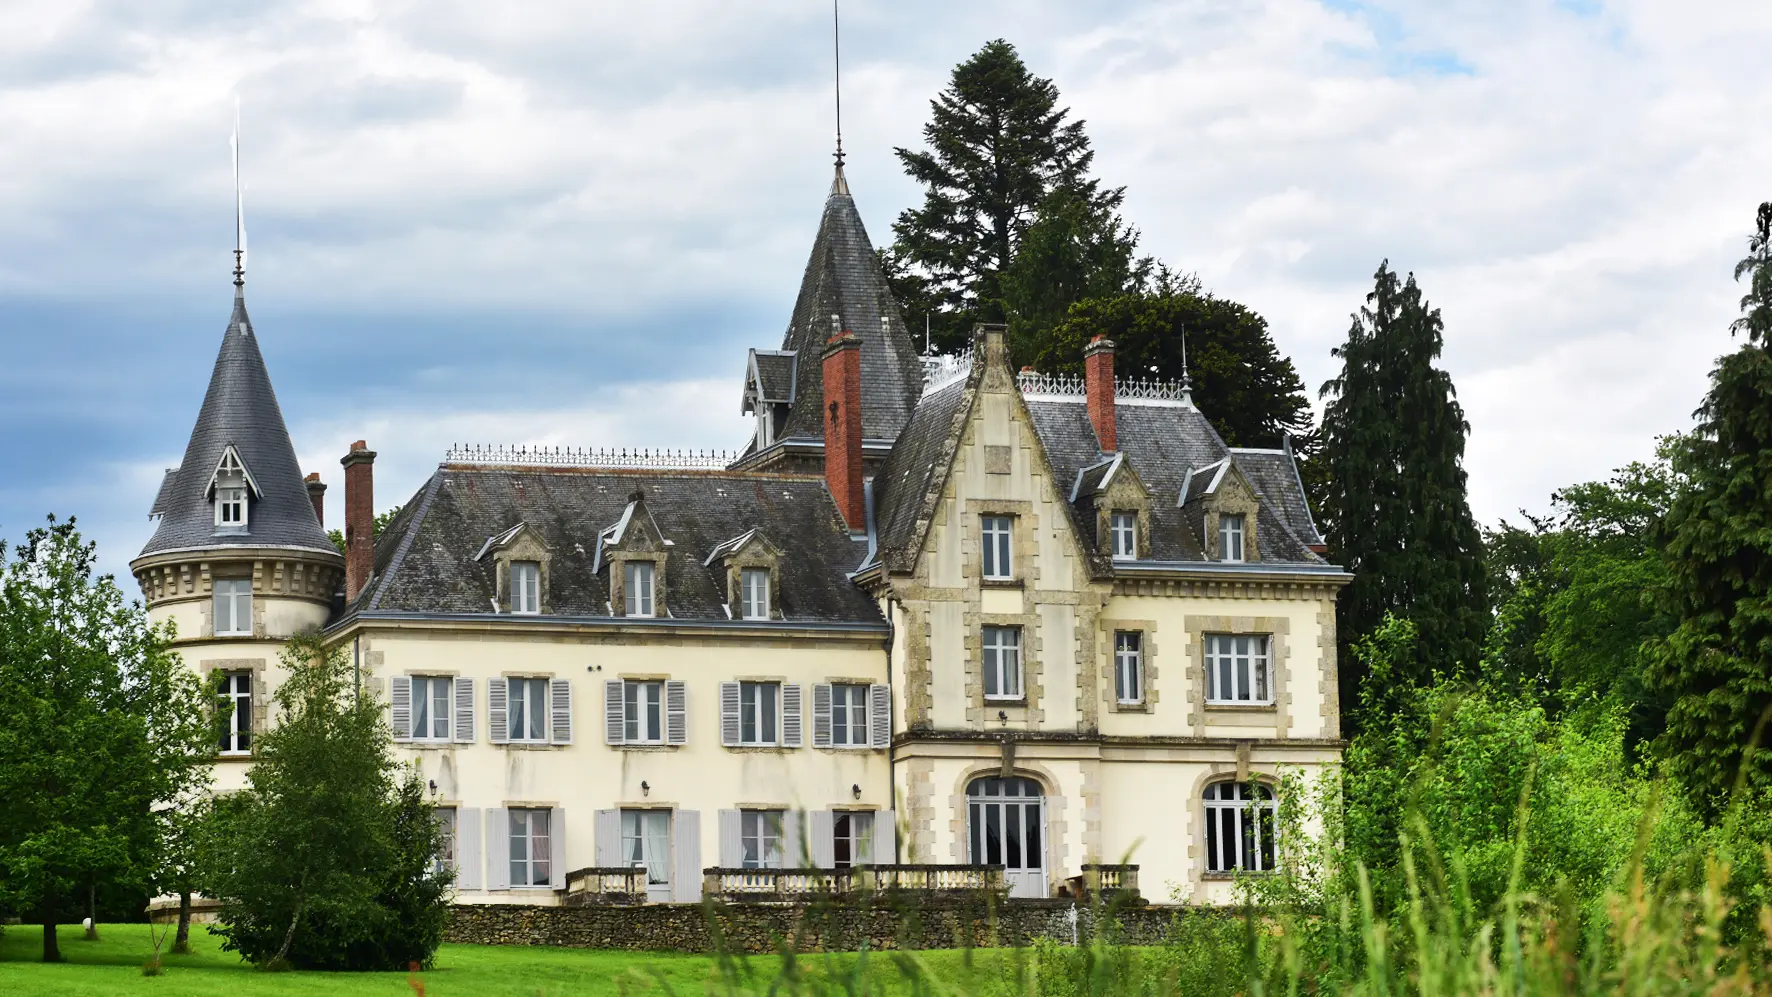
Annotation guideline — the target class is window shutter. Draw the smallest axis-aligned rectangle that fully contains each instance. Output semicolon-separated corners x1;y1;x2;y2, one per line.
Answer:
488;678;509;745
719;682;741;747
389;675;412;741
812;684;833;748
458;807;484;891
604;680;625;746
665;680;688;745
873;809;897;865
810;810;835;869
672;810;702;902
486;808;511;890
549;808;566;890
869;684;892;748
781;683;803;748
718;809;742;867
550;678;573;745
781;809;802;868
594;809;620;867
453;677;476;743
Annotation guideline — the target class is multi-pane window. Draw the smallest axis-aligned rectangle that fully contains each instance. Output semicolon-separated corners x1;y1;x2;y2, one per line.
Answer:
740;681;779;746
624;680;664;744
982;626;1023;700
830;683;869;746
434;807;458;876
507;676;550;741
509;808;552;887
410;675;453;740
832;811;875;868
1219;514;1246;562
981;515;1013;580
218;671;252;754
741;810;784;868
1111;512;1137;559
624;561;656;617
1114;631;1144;704
1205;634;1271;704
1204;782;1277;873
511;561;540;615
213;579;252;636
621;809;671;888
214;452;248;530
740;567;770;620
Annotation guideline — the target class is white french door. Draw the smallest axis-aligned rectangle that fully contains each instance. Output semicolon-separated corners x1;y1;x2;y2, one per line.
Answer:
967;776;1047;898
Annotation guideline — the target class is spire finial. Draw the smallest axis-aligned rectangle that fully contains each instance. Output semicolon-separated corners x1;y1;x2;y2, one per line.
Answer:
230;95;248;290
1180;322;1195;407
832;0;844;170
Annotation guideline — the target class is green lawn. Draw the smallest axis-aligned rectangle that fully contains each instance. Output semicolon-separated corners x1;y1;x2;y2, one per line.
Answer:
0;923;1026;997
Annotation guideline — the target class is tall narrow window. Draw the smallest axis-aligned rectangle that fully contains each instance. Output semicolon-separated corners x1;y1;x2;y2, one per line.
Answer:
624;680;664;744
980;516;1013;580
218;671;252;754
740;810;784;869
509;808;552;887
1219;514;1246;562
1111;512;1137;560
740;567;770;620
832;811;875;868
434;807;458;876
214;451;248;530
411;676;453;740
620;809;672;890
507;676;550;741
739;681;779;745
213;579;252;636
982;626;1023;700
511;561;540;615
1205;634;1272;705
1115;631;1144;704
1204;782;1277;873
830;683;870;747
625;561;655;617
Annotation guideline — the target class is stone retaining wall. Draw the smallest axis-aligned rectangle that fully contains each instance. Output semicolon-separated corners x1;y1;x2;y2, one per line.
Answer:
445;898;1185;954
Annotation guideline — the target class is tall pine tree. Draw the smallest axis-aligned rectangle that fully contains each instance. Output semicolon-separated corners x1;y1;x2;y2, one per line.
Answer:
1646;201;1772;816
1319;263;1488;712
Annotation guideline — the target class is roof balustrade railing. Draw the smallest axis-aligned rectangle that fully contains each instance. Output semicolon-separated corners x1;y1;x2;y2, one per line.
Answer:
444;444;736;470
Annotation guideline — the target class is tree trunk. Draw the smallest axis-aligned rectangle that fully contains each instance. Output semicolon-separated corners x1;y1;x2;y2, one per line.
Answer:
42;917;61;963
173;891;192;954
272;897;304;967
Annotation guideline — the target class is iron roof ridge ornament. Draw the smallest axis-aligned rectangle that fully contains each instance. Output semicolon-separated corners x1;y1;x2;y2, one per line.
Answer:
443;444;736;470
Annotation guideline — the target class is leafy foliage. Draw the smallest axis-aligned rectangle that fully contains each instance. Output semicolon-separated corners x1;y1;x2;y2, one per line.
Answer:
326;505;402;560
999;188;1150;363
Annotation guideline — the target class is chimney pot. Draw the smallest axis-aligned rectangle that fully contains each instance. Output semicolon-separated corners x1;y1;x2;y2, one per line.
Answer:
822;331;866;532
1084;337;1117;452
341;441;377;601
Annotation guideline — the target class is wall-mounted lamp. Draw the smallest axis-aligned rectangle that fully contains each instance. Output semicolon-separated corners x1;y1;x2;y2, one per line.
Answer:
427;779;439;797
641;780;650;797
851;783;862;800
997;710;1009;722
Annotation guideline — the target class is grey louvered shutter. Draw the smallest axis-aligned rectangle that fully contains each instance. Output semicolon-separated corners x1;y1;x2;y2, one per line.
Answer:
719;682;740;747
665;680;687;745
550;678;573;745
869;684;892;748
488;677;509;745
453;677;476;743
594;809;620;866
872;809;896;865
718;809;741;866
389;675;412;741
781;683;803;748
549;808;566;890
812;684;833;747
457;808;484;890
486;808;511;890
809;810;835;868
672;810;702;902
781;809;802;868
604;680;625;745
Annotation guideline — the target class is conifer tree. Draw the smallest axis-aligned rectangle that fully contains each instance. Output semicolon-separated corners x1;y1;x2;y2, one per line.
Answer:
1647;202;1772;815
1319;263;1488;710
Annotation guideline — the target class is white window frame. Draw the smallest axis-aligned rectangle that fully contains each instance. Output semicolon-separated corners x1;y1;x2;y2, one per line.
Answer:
511;560;540;615
982;626;1023;700
218;670;252;755
740;810;784;869
1110;512;1137;560
508;808;552;888
830;683;869;747
434;807;458;876
506;676;551;742
213;578;252;636
410;675;454;741
624;680;665;745
213;451;248;530
1219;513;1246;562
832;810;874;869
620;809;672;887
1205;634;1272;705
1204;782;1277;873
740;566;770;620
624;561;656;617
980;515;1014;580
1114;631;1143;704
739;681;780;746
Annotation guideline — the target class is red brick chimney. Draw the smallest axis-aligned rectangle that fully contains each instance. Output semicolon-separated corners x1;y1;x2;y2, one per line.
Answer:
1084;336;1117;452
340;441;376;601
304;472;326;528
822;330;865;532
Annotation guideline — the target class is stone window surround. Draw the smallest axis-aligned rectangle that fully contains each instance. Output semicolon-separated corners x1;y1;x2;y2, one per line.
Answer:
1092;468;1152;561
1101;618;1159;713
202;567;265;640
727;675;795;754
608;552;668;618
719;537;783;621
967;613;1043;722
199;657;268;761
944;761;1069;878
1187;765;1282;885
1183;615;1292;739
484;524;553;615
1201;482;1261;563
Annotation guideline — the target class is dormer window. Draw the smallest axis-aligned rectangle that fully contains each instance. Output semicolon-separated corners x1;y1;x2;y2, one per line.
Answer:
625;561;655;617
1220;514;1246;562
741;567;770;620
212;450;249;531
1110;512;1137;560
511;561;540;615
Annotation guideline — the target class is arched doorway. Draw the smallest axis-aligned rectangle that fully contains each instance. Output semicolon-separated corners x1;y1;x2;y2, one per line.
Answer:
966;776;1046;898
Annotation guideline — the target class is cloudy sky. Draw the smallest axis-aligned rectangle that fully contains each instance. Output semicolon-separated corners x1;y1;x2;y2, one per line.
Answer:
1;0;1768;583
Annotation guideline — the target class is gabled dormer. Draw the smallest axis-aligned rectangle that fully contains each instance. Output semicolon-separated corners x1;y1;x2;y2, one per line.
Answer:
1178;457;1262;562
595;490;670;618
206;445;262;534
705;528;784;621
1071;452;1153;562
477;522;552;615
741;349;798;451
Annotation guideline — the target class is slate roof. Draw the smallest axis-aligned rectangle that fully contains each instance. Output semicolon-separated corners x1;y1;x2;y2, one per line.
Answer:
748;350;798;405
1230;448;1325;548
770;166;924;443
138;287;336;558
348;466;881;625
870;376;973;572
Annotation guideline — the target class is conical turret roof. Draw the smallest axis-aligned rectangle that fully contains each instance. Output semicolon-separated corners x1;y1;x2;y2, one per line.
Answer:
138;284;334;557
